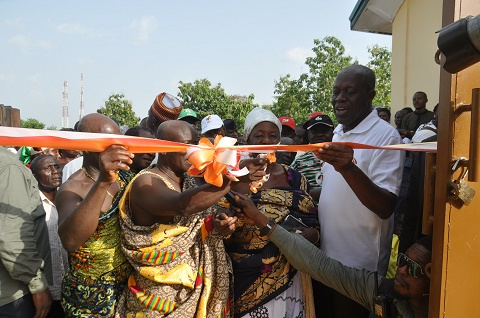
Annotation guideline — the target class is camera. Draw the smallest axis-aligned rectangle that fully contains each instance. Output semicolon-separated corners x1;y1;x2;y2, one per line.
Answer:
437;14;480;73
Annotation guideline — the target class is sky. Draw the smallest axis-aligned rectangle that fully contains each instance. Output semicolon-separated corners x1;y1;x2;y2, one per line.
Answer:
0;0;392;128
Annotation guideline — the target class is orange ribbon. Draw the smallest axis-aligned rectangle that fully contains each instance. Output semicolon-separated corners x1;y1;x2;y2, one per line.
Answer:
0;127;437;187
187;136;246;187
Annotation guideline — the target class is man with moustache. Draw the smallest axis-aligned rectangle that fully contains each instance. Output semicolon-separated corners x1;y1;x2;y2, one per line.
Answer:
56;113;135;316
115;120;267;317
313;65;404;317
31;154;68;317
231;193;432;318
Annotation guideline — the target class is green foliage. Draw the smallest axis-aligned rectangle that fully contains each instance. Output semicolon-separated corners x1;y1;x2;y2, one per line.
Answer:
21;118;45;129
273;36;391;125
46;125;58;130
272;74;311;123
367;45;392;108
177;79;258;132
97;93;140;127
305;36;356;118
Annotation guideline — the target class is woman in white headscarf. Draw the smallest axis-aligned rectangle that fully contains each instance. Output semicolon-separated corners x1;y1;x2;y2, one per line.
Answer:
227;107;320;318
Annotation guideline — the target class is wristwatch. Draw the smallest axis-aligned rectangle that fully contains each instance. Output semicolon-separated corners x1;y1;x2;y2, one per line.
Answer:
259;219;276;237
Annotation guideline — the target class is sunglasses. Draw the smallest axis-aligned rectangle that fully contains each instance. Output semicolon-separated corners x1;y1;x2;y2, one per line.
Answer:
396;253;425;279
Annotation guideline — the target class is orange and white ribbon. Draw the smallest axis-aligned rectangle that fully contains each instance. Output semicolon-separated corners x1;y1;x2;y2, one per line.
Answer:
187;135;248;187
0;127;437;187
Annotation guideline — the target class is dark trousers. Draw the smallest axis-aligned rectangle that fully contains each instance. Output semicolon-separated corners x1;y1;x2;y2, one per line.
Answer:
47;300;65;318
314;282;370;318
0;294;35;318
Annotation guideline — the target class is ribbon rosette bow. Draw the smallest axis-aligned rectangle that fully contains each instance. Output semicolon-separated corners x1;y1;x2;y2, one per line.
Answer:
187;135;249;187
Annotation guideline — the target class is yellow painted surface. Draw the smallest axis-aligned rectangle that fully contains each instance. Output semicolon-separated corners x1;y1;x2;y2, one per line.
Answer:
390;0;443;117
442;2;480;315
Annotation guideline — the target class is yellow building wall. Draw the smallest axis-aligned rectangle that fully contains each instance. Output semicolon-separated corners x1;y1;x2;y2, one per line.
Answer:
390;0;443;117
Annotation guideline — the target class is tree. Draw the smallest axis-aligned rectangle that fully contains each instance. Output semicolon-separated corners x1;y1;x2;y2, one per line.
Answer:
21;118;45;129
305;36;356;118
97;93;140;127
272;73;311;123
273;36;355;124
177;79;257;132
46;125;58;130
273;36;392;125
367;45;392;108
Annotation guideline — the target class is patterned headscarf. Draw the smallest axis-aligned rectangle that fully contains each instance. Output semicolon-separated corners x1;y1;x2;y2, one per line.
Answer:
243;107;282;141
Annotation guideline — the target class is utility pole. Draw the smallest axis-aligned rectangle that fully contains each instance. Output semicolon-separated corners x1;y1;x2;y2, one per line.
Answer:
62;80;69;128
79;73;84;121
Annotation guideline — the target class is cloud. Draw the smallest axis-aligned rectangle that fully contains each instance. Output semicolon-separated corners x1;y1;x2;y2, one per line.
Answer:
37;40;52;50
130;16;157;44
4;18;24;29
8;34;29;51
0;74;14;82
285;47;314;63
56;23;91;35
27;74;40;83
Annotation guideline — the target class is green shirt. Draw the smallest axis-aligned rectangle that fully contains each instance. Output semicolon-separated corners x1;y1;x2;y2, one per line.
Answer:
269;226;428;318
0;147;52;306
291;151;324;190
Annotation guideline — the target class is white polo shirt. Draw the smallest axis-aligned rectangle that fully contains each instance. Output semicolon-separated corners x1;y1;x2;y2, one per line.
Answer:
61;156;83;183
318;110;404;275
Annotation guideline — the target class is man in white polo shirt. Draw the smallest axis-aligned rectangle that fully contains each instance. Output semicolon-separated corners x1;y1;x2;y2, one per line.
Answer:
314;65;404;318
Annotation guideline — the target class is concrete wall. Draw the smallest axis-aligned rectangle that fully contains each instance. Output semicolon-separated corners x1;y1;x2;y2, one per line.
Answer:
390;0;443;117
0;104;21;127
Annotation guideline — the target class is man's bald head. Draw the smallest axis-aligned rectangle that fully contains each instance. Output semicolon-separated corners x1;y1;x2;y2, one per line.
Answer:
156;120;198;143
337;64;376;91
77;113;120;134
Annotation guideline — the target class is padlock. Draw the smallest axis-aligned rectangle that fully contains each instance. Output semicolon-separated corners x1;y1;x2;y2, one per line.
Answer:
456;169;476;205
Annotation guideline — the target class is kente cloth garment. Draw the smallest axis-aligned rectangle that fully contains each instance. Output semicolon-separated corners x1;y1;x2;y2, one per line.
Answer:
228;165;318;317
61;170;134;317
115;171;233;318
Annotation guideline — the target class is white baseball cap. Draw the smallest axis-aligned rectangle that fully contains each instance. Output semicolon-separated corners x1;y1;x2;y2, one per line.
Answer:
201;114;224;134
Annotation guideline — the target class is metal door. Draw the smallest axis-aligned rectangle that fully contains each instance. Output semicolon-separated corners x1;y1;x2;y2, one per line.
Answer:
430;1;480;316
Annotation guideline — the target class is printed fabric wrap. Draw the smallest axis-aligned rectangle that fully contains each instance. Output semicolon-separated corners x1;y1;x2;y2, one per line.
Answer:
61;170;135;317
115;171;233;318
228;165;318;317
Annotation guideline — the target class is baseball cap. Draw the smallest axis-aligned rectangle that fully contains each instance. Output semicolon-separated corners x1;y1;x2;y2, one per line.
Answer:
201;114;224;134
178;108;199;121
223;119;237;130
279;116;296;131
307;111;324;121
303;114;334;130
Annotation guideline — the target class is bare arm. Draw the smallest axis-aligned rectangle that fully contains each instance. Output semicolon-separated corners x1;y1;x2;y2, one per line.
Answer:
56;145;133;252
315;144;396;219
131;174;233;218
131;157;269;219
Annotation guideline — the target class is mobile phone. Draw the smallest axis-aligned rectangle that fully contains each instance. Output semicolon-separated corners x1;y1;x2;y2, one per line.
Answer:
281;215;307;232
373;272;388;317
224;192;243;211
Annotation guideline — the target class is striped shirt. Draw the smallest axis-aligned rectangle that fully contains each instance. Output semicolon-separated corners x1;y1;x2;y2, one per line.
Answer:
291;151;325;190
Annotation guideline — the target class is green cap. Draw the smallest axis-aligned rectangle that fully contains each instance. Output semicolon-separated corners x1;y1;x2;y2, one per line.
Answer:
178;108;198;120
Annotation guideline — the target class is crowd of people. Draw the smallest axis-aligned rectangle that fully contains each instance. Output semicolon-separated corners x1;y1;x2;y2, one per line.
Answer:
0;64;436;318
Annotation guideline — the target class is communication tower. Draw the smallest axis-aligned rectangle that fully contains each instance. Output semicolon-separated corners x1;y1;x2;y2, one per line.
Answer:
62;81;69;128
79;73;84;121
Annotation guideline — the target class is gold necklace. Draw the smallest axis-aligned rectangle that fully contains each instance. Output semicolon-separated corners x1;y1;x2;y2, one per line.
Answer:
81;167;115;199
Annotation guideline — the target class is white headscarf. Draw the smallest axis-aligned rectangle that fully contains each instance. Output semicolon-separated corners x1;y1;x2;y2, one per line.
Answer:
243;107;282;141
